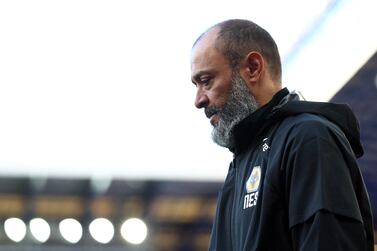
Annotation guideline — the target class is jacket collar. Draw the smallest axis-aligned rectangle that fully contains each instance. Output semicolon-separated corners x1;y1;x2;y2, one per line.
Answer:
231;88;289;154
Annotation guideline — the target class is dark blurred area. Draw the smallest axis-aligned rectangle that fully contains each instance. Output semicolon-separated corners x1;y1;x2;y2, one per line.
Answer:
0;177;221;251
331;50;377;230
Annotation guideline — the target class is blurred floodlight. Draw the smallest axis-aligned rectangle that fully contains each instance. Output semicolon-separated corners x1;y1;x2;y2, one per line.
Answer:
29;218;51;243
120;218;148;245
89;218;114;244
59;218;83;244
4;218;27;242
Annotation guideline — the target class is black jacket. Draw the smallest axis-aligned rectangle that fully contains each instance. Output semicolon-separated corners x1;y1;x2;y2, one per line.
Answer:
209;88;374;251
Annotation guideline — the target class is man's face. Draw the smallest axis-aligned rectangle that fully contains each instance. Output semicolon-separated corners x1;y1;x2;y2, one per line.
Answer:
191;29;258;148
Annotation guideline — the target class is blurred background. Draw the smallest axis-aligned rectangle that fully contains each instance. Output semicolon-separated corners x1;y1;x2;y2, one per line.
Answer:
0;0;376;250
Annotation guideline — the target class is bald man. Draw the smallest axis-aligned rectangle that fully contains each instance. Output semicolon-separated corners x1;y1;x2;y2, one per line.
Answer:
191;19;374;251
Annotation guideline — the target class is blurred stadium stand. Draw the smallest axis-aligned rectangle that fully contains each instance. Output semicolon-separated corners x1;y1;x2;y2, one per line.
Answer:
331;50;377;229
0;177;221;251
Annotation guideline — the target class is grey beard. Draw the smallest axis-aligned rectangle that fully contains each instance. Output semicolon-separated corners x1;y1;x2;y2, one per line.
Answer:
210;73;259;149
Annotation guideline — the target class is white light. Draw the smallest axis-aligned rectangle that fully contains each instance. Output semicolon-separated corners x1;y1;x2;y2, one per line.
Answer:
89;218;114;244
4;218;27;242
120;218;148;245
29;218;51;243
59;218;83;244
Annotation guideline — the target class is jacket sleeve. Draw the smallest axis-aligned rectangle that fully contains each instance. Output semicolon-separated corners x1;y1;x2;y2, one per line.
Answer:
282;118;371;251
291;209;369;251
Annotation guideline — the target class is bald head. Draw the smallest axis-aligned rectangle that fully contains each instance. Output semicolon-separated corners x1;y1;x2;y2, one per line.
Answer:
193;19;282;84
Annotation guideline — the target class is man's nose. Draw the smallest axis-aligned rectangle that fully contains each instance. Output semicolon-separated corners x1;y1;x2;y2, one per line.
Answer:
195;89;209;109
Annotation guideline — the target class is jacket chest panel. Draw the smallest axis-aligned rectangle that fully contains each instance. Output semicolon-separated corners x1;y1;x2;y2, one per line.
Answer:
231;137;272;245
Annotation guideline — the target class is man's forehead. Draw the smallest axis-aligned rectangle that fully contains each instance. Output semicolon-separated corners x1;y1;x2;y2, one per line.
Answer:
191;27;220;69
192;27;220;55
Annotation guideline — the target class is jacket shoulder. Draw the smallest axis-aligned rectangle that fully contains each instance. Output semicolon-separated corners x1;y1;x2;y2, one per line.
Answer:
275;113;343;142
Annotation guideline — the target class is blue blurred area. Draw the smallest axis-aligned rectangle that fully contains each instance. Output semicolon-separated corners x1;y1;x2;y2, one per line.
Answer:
331;51;377;227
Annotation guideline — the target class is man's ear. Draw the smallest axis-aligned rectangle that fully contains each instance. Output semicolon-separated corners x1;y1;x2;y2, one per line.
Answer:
242;51;264;84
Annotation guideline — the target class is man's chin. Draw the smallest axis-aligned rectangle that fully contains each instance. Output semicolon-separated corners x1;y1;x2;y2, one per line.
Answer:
211;126;230;148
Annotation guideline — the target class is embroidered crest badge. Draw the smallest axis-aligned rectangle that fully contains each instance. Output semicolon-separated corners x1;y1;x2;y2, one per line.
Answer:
246;166;261;193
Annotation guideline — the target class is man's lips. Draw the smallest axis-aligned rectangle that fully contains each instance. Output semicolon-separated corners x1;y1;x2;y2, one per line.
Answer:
205;107;220;126
210;114;217;126
205;107;218;119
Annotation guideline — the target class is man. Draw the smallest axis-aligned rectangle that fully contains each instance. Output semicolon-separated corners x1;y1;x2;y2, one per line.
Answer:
191;19;374;250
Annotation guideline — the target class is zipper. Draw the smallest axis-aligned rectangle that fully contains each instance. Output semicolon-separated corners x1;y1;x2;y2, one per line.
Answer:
229;159;236;250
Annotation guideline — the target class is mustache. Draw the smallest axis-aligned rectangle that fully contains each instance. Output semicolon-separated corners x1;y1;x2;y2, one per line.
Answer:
205;106;222;119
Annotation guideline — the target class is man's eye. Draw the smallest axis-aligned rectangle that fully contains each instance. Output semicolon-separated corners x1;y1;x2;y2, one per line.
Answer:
200;78;211;86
